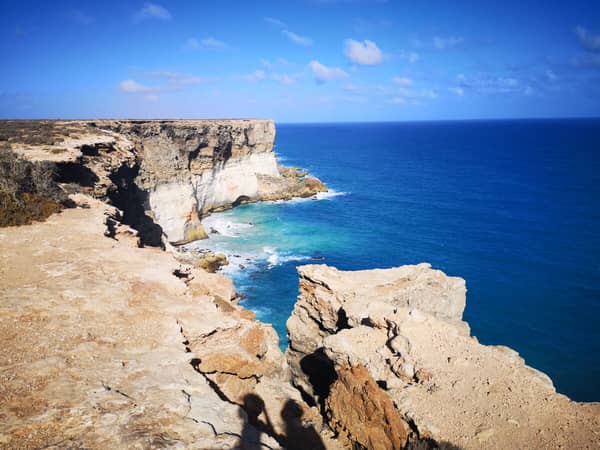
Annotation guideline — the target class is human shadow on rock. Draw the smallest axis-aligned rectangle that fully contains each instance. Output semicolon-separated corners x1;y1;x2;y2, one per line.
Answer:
237;394;325;450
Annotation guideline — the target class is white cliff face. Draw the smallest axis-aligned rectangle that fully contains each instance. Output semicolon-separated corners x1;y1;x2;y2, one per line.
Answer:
148;153;279;242
194;152;280;214
149;181;198;242
95;120;287;244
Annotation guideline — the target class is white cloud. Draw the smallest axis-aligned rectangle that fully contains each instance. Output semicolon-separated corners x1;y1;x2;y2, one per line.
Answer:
344;39;383;65
187;37;226;50
134;3;171;22
390;87;438;104
282;30;313;46
264;17;287;28
260;58;289;69
392;77;413;86
119;79;158;93
151;71;212;88
545;69;558;81
120;72;213;98
201;37;226;49
448;87;464;96
400;51;420;64
308;60;349;82
575;25;600;52
271;73;302;85
456;73;530;95
397;87;438;99
432;36;463;49
239;70;266;82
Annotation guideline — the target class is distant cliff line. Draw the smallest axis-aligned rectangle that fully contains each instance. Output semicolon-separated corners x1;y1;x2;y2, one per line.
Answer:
1;119;327;245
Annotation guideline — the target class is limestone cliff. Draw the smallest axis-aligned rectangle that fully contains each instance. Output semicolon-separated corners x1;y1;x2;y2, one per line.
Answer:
4;120;600;450
286;264;600;450
0;195;337;449
0;120;334;450
97;119;326;244
4;120;327;245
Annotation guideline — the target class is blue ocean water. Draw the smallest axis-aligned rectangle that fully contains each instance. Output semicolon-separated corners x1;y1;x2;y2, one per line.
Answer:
191;119;600;402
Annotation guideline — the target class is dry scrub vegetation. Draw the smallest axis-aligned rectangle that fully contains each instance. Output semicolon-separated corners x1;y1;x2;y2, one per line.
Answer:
0;145;69;227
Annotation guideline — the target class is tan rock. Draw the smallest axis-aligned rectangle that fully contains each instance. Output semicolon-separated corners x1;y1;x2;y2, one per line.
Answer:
286;263;467;403
287;264;600;450
194;251;229;273
0;197;284;449
3;120;327;246
325;365;409;450
171;222;208;245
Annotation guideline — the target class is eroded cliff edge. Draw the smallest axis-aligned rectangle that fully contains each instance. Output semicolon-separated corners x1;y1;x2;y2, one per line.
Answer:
0;196;322;449
4;119;326;245
286;264;600;450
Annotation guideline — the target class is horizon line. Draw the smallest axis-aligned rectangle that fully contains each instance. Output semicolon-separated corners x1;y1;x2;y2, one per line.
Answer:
1;115;599;124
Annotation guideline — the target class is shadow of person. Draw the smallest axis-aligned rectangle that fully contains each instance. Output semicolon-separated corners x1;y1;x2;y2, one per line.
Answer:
238;393;267;450
280;400;326;450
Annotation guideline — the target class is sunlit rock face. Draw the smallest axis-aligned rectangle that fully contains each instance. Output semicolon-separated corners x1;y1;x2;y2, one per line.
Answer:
98;119;279;244
93;119;326;245
286;263;600;450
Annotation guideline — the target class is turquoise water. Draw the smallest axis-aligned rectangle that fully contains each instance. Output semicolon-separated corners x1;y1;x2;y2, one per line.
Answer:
190;120;600;402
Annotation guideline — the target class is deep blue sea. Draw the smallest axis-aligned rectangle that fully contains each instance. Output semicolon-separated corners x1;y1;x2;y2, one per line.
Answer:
192;119;600;402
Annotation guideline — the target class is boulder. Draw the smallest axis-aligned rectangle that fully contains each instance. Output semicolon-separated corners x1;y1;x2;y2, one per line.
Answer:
325;365;409;450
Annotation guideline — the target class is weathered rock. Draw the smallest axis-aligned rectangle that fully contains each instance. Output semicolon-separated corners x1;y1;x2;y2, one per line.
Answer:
194;251;229;273
180;306;326;441
3;120;327;246
172;222;209;246
286;263;467;403
0;196;283;449
287;264;600;450
325;365;409;450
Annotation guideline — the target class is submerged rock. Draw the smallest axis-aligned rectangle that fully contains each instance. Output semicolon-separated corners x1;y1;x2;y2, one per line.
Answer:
195;251;228;273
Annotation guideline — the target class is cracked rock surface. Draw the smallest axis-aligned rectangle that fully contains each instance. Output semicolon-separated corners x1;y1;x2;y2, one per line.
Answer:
0;195;288;449
286;264;600;450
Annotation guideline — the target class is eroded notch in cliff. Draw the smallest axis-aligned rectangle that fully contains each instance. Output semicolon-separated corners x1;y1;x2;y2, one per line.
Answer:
187;143;207;170
108;162;164;248
299;348;337;410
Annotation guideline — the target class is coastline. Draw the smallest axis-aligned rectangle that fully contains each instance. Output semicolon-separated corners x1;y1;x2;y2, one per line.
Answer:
1;119;599;449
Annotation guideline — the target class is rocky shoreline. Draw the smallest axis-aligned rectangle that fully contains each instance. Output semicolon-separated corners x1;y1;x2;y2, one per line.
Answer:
1;120;599;449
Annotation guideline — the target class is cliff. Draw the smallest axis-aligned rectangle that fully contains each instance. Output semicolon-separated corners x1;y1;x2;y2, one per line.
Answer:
4;120;326;245
0;195;334;449
286;264;600;450
2;120;599;449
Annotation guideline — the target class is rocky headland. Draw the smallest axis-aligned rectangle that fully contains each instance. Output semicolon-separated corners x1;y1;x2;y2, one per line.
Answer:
1;120;598;449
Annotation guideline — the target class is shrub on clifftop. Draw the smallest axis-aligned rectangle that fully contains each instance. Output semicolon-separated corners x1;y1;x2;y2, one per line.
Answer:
0;147;67;227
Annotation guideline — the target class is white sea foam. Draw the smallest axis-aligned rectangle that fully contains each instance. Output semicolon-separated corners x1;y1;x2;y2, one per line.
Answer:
201;215;254;238
262;189;348;205
315;189;348;200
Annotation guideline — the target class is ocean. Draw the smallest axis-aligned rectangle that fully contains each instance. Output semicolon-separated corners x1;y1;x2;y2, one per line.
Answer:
190;119;600;402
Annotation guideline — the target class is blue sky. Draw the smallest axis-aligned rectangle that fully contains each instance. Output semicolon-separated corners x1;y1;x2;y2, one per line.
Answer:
2;0;600;122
